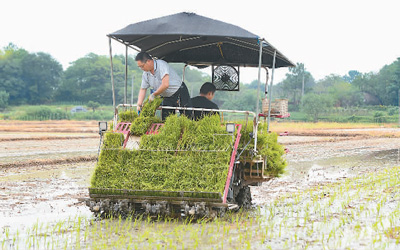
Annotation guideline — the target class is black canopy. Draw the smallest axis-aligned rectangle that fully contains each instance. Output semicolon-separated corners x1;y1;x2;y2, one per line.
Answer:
108;12;294;68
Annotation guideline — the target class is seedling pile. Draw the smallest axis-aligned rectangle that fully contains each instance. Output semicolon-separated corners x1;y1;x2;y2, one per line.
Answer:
129;98;163;136
117;97;163;135
91;97;286;195
91;114;232;193
238;121;287;177
118;110;138;123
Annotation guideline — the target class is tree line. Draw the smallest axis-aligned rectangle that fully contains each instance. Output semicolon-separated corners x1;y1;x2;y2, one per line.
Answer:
0;43;264;113
273;60;400;121
1;43;400;118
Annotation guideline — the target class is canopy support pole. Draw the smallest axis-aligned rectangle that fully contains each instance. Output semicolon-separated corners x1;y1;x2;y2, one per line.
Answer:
267;50;277;133
182;64;188;83
124;45;128;107
254;39;263;152
108;36;141;52
109;37;117;128
131;75;134;105
264;67;269;95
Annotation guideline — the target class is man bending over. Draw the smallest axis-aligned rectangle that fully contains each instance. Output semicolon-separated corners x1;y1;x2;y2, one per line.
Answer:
135;52;191;120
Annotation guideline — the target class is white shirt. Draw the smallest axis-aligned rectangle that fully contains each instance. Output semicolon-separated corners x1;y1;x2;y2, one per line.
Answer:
140;59;181;97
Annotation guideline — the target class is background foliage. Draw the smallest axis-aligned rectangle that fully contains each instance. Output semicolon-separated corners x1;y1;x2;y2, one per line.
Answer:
1;43;400;122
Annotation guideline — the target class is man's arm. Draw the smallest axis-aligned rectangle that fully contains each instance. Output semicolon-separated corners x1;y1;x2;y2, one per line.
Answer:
137;88;147;111
153;75;169;97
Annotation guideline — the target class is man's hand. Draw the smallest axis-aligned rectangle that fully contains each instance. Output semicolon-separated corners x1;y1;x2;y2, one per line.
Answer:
149;93;155;102
137;104;142;113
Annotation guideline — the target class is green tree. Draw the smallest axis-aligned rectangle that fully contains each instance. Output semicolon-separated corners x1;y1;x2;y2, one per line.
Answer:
328;81;362;107
375;58;400;106
343;70;361;83
315;75;363;107
300;93;333;122
352;58;400;106
22;52;63;104
87;101;100;112
352;72;382;105
218;87;259;112
0;44;29;104
281;63;315;108
56;53;125;104
0;44;63;104
0;91;9;110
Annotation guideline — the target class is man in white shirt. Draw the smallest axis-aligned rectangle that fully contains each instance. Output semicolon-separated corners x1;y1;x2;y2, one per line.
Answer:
135;52;191;120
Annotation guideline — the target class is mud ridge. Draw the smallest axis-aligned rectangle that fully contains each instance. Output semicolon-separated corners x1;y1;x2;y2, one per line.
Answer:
0;155;97;169
0;136;98;142
282;136;365;146
0;129;97;133
286;132;364;137
287;132;400;138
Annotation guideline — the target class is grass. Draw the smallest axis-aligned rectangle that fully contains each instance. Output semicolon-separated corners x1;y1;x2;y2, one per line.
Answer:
4;165;400;249
0;104;114;121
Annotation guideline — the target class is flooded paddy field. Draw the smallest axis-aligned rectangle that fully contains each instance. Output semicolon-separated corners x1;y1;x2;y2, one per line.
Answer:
1;121;400;249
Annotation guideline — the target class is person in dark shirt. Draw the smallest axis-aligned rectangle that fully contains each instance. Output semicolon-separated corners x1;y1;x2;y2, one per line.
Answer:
191;82;219;120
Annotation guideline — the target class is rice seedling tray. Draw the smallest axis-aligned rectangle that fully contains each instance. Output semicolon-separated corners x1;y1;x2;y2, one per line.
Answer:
89;188;222;203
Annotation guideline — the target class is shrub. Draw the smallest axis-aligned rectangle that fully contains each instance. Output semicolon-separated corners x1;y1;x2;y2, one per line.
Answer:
388;106;398;116
373;111;387;123
16;106;70;120
87;101;101;112
300;93;333;122
71;110;113;120
0;91;9;110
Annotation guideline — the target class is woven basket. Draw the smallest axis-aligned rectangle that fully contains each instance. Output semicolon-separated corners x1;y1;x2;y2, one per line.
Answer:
262;98;288;115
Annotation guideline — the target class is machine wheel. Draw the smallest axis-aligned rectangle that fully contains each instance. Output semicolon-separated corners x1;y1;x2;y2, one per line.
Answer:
228;164;252;208
235;186;252;208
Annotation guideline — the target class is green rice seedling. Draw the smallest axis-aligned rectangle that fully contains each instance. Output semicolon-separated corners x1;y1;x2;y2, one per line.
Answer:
140;96;163;118
127;97;162;136
91;114;232;193
90;100;288;206
130;116;161;136
236;121;287;177
119;109;139;123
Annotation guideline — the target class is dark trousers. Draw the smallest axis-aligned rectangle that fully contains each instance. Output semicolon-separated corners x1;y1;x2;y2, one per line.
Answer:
161;82;192;120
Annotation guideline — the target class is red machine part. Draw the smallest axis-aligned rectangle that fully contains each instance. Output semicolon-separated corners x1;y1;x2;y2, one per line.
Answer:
146;123;164;135
115;122;132;148
115;122;131;135
115;122;165;148
222;124;242;204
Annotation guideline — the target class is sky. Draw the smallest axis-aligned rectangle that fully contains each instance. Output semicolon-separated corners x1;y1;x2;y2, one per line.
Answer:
1;0;400;84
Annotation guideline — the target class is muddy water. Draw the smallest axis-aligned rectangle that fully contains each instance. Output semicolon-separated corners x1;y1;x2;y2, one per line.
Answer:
0;162;94;233
0;138;98;164
1;134;400;249
2;147;398;231
252;148;400;205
